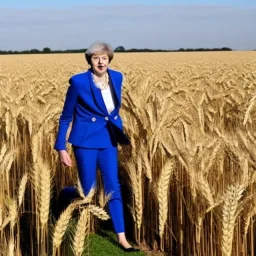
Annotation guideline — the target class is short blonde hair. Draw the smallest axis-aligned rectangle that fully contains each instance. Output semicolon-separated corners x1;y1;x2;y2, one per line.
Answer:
85;41;114;65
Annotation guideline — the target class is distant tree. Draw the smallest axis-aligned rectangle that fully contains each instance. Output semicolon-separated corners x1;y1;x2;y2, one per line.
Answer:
43;47;51;53
114;46;125;52
127;48;138;52
221;47;232;51
30;49;40;53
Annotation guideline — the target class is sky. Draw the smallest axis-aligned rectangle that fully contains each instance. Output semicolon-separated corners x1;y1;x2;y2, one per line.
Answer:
0;0;256;51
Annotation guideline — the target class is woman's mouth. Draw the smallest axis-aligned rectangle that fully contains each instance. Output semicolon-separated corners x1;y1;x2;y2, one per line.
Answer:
98;65;104;70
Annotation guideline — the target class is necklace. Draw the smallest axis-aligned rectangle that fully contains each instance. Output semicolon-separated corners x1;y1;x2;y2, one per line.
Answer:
92;72;109;90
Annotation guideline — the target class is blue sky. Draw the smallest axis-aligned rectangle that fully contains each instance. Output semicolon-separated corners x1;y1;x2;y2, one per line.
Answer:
1;0;256;8
0;1;255;51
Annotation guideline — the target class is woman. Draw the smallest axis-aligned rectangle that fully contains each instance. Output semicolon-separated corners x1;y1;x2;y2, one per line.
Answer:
54;41;139;252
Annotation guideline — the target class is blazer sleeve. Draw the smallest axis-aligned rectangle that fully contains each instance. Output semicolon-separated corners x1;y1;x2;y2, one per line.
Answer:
54;77;78;151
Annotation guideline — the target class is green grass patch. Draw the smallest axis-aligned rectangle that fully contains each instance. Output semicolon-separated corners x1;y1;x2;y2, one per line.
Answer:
85;230;144;256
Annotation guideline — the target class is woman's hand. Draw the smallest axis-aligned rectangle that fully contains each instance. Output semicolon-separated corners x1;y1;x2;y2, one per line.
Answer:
58;150;72;167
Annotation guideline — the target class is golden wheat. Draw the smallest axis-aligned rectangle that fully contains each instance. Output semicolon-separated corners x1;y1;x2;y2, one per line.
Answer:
18;172;28;207
157;158;174;239
52;203;77;250
72;208;89;256
1;52;256;256
221;184;245;256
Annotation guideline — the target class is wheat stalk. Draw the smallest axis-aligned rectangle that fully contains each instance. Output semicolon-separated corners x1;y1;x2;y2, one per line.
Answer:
0;143;7;163
76;178;86;199
243;95;256;125
52;203;77;250
38;159;51;226
18;172;28;207
0;217;10;230
197;174;214;206
88;205;110;220
8;237;14;256
8;198;17;230
126;161;143;231
221;184;245;256
72;208;89;256
158;159;174;238
0;205;3;228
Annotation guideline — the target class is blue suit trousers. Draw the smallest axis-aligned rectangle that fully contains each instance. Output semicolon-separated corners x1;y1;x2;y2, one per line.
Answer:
73;146;125;233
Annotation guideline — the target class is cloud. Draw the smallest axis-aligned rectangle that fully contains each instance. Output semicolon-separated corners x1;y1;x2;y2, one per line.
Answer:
0;5;255;50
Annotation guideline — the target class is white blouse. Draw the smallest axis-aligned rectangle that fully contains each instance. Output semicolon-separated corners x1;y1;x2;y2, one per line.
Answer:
101;86;115;114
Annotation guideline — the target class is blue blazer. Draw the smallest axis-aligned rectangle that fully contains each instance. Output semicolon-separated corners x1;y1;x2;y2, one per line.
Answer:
54;68;129;151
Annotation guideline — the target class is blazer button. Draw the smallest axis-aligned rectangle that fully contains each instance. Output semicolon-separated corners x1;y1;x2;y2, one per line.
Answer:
105;117;109;121
114;115;118;120
92;117;96;122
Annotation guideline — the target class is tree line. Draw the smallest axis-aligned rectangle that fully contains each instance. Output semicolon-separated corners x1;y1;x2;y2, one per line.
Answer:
0;46;234;55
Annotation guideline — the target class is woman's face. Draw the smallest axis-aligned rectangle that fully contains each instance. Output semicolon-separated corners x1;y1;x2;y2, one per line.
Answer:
91;52;110;76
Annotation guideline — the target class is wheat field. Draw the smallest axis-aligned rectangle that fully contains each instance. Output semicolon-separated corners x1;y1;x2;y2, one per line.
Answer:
0;51;256;256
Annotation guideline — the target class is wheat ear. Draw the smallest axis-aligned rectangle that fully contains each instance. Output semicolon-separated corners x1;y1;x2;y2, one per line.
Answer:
158;159;174;238
52;203;76;250
72;208;89;256
88;205;110;220
18;172;28;207
38;159;51;226
76;178;86;199
243;95;256;125
222;184;245;256
8;198;18;229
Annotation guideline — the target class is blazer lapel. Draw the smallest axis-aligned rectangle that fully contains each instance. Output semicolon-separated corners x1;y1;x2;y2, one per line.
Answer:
107;69;121;108
88;70;109;115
